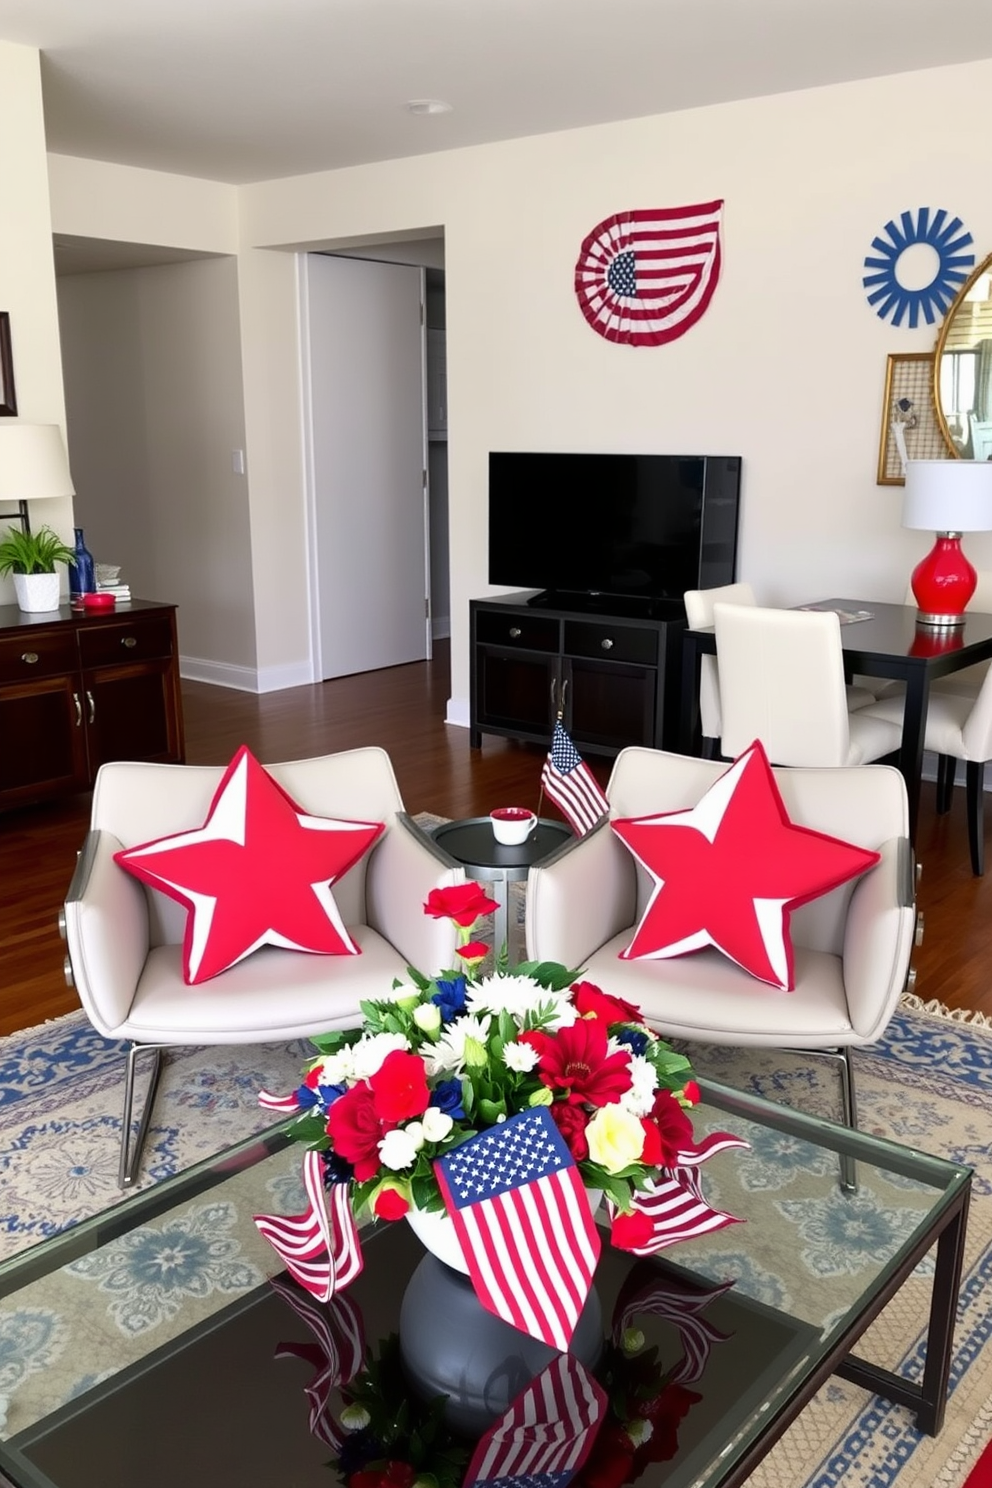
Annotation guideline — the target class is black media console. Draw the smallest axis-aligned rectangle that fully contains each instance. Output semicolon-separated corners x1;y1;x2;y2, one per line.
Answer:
469;590;686;757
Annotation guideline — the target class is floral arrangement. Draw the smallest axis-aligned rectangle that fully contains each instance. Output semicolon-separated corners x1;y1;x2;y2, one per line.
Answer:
283;883;702;1245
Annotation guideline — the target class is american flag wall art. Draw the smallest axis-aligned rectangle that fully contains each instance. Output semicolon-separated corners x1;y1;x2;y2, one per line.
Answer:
574;200;724;346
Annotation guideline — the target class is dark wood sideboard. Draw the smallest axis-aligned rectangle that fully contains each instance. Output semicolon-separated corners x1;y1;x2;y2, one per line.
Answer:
0;599;185;811
470;591;686;757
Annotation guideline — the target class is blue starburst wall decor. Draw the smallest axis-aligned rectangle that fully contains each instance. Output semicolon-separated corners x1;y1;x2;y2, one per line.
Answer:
863;208;975;328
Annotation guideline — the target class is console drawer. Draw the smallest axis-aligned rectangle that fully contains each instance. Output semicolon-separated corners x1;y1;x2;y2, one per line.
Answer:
563;620;658;666
475;611;559;652
78;615;174;669
0;630;77;684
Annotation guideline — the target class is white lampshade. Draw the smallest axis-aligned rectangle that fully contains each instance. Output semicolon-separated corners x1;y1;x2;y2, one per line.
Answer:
0;423;75;504
903;459;992;533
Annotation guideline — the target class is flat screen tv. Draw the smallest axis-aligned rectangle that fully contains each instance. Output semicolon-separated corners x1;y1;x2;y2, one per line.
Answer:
488;452;742;616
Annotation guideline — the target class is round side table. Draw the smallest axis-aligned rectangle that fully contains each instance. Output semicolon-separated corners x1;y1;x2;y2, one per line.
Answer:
430;817;572;959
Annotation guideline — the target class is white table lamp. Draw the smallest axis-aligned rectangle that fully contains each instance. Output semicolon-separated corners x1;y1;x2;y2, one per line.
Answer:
0;423;75;534
902;459;992;627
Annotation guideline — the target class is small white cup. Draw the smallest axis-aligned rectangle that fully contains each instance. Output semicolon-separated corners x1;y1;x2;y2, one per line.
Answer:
490;807;537;845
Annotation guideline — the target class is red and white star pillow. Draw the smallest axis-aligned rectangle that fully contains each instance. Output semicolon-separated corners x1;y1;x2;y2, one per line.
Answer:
610;741;880;990
115;745;384;984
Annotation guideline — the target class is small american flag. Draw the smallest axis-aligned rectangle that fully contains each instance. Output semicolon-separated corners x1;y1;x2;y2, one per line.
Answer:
574;200;723;347
464;1351;607;1488
254;1148;363;1303
435;1107;601;1351
271;1278;366;1450
609;1131;747;1259
541;721;609;837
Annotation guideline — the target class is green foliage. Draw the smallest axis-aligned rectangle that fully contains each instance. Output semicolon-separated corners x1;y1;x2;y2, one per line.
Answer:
0;525;76;576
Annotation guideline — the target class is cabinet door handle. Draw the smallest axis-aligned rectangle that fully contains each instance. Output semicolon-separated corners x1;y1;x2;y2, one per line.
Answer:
86;689;95;724
509;626;521;639
560;677;568;711
21;651;39;665
600;637;614;651
122;636;137;649
72;691;82;727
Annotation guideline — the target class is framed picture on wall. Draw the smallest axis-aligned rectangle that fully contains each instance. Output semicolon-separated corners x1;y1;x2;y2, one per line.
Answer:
876;351;948;485
0;313;16;417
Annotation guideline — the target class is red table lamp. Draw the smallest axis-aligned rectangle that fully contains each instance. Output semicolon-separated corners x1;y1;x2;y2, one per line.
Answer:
903;459;992;628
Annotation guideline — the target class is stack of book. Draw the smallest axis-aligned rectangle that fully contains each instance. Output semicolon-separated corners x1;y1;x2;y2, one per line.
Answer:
96;578;132;601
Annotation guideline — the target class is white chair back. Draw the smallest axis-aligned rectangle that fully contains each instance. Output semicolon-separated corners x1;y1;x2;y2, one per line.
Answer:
713;603;854;766
683;582;755;740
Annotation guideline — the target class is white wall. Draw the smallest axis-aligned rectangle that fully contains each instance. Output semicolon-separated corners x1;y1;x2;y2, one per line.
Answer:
57;258;256;676
49;56;992;715
0;43;70;605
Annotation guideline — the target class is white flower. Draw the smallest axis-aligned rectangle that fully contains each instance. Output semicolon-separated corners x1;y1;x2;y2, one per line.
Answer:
412;1002;442;1036
307;1050;354;1086
378;1125;423;1171
340;1404;371;1431
384;982;422;1005
427;1013;493;1075
617;1053;658;1118
467;973;548;1020
502;1039;540;1073
626;1419;653;1447
421;1106;454;1141
349;1031;410;1081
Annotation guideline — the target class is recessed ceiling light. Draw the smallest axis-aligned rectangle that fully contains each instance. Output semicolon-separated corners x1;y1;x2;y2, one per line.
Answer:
406;99;452;116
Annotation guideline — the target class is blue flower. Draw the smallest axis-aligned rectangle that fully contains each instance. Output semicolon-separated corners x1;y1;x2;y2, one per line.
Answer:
432;976;467;1023
296;1081;346;1112
616;1029;649;1056
322;1150;353;1185
430;1078;465;1120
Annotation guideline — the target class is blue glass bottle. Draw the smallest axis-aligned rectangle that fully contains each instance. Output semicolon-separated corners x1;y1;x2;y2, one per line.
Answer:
68;527;96;598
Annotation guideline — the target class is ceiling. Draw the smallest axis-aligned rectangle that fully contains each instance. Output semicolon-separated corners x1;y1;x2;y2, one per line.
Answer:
4;0;992;188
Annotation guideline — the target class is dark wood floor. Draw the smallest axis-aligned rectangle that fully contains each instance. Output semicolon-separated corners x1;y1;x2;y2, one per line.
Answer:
2;642;990;1038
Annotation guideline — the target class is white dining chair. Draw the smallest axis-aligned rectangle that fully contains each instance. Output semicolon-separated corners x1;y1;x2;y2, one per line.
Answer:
860;666;992;874
684;585;877;758
713;603;904;767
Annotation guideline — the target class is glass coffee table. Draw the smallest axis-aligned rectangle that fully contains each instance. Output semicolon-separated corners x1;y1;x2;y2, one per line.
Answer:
0;1078;969;1488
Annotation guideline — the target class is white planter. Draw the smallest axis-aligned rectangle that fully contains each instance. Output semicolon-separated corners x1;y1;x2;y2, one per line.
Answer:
405;1186;603;1273
13;571;61;613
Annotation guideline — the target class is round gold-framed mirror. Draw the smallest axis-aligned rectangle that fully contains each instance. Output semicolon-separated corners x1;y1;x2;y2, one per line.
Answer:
933;251;992;459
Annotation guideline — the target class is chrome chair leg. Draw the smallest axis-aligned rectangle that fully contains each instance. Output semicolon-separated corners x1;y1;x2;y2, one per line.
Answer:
119;1043;165;1189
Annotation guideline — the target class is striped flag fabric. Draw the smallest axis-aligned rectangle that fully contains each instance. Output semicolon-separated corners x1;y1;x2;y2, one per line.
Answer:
464;1351;608;1488
609;1131;748;1259
611;1264;733;1385
574;200;723;347
541;720;609;837
435;1106;601;1351
271;1278;366;1450
254;1148;364;1302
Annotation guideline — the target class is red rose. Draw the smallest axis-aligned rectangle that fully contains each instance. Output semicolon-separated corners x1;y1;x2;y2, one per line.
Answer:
610;1209;655;1251
326;1082;384;1181
372;1184;410;1220
681;1080;700;1106
423;883;500;927
647;1089;695;1164
369;1049;430;1123
639;1117;662;1167
571;981;644;1026
456;940;490;964
550;1100;590;1161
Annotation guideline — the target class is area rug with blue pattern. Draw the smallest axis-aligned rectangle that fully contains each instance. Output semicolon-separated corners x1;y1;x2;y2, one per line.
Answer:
0;995;990;1487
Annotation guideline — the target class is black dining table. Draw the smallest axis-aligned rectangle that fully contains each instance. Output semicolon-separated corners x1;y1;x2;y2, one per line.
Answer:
679;597;992;840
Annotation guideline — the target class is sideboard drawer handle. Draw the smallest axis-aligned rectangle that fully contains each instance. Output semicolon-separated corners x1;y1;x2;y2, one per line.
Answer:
509;626;521;639
21;651;39;664
600;637;614;651
122;636;137;649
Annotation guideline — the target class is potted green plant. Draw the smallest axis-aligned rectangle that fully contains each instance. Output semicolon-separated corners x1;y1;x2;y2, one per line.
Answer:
0;525;76;613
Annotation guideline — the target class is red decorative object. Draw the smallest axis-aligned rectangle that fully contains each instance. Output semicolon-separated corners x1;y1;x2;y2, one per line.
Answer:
910;535;977;622
115;744;383;983
574;201;723;347
611;741;880;990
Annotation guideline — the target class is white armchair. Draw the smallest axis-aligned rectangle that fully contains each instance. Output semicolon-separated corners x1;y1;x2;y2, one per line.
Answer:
526;748;917;1187
62;747;463;1186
